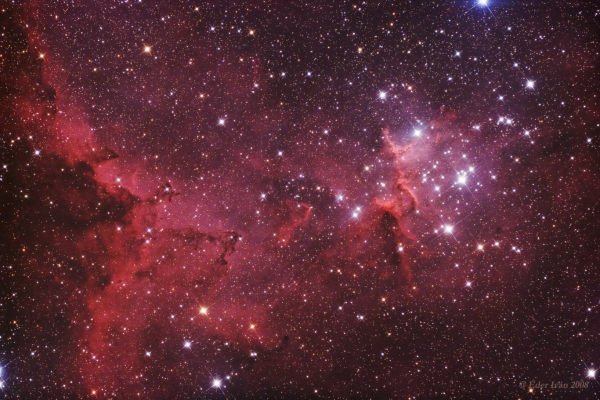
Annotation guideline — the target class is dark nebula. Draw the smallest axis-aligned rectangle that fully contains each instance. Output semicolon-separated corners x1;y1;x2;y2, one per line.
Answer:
1;1;599;398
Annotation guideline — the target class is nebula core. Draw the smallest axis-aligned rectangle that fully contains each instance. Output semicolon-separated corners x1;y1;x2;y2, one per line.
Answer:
1;1;599;398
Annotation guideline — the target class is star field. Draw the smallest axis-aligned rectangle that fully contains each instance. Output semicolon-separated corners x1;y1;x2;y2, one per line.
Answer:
0;1;599;398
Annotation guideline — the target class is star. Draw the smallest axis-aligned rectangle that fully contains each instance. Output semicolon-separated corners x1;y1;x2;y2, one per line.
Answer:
184;341;192;349
379;91;387;100
444;225;454;234
526;80;535;89
199;307;208;315
588;369;596;379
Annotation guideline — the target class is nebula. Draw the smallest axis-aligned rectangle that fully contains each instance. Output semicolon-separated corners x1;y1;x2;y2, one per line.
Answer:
1;1;599;399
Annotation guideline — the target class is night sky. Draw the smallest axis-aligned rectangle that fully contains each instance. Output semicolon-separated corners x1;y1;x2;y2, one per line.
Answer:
1;0;599;398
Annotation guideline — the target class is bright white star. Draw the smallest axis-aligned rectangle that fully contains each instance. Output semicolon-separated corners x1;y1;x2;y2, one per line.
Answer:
588;369;596;379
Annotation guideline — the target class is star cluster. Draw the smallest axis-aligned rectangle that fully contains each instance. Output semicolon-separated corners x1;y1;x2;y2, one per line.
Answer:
0;1;599;398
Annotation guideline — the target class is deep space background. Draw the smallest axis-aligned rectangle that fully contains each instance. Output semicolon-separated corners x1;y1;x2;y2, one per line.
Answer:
1;0;599;398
